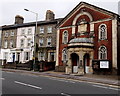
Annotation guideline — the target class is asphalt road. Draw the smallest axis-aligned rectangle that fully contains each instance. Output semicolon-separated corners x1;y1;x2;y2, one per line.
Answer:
1;71;119;96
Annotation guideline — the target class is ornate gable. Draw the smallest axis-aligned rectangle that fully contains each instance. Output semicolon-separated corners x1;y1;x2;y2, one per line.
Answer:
59;2;117;28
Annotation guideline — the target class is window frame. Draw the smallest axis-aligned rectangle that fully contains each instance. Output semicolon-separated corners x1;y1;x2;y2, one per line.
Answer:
47;26;52;33
98;46;107;60
5;32;8;37
10;31;14;36
47;37;52;46
4;40;8;48
62;30;68;44
62;48;68;62
39;27;44;34
28;28;32;35
39;38;44;46
20;39;25;47
99;24;107;40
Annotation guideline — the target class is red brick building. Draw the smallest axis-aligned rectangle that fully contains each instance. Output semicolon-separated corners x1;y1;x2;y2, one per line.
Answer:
55;2;120;75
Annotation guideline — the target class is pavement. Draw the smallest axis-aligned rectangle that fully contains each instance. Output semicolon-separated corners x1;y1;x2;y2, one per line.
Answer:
1;68;120;88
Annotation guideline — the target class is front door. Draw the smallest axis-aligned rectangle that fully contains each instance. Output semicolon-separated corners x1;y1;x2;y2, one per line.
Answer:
71;53;79;73
83;54;90;73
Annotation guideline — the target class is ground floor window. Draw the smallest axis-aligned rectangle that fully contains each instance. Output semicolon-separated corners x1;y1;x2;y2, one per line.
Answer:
49;52;55;62
24;52;30;61
39;52;45;61
62;48;68;62
99;46;107;60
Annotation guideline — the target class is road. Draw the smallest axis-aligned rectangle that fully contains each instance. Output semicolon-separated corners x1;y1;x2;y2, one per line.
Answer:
1;71;119;96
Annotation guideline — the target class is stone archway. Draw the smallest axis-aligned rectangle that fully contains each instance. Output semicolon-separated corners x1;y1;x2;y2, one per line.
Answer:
71;53;79;73
83;53;90;73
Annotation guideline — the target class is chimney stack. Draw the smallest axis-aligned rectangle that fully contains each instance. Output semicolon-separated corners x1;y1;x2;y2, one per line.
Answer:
15;15;24;24
46;10;55;21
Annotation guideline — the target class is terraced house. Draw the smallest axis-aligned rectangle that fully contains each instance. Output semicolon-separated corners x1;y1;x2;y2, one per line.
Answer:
0;10;62;71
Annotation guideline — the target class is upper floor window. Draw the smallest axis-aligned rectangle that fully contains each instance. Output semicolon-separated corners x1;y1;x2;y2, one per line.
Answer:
47;37;52;46
5;32;8;37
28;28;32;35
62;31;68;44
62;48;68;62
99;46;107;60
27;39;31;47
47;26;52;33
39;27;44;33
10;40;14;48
20;39;24;47
39;38;44;46
21;29;25;35
4;40;8;48
10;32;14;36
99;24;107;40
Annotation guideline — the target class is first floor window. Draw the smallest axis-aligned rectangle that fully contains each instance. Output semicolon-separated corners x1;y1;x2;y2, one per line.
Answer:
20;39;24;47
47;38;52;46
10;40;14;48
39;38;44;46
99;24;107;40
27;39;31;47
99;46;107;60
63;31;68;44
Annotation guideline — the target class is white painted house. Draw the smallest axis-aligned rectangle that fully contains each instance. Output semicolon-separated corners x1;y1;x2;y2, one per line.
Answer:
16;26;35;63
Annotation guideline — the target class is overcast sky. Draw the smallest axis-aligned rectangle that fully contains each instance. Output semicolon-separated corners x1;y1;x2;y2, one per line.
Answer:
0;0;119;26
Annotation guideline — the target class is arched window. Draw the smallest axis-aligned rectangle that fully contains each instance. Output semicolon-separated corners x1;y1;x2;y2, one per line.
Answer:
99;24;107;40
99;46;107;60
63;31;68;44
62;48;68;62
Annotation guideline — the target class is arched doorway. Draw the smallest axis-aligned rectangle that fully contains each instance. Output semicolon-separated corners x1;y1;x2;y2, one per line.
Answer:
83;53;90;73
71;53;79;73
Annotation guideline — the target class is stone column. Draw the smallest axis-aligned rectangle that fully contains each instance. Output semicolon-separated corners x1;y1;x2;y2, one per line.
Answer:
89;52;94;73
78;51;84;75
65;50;72;74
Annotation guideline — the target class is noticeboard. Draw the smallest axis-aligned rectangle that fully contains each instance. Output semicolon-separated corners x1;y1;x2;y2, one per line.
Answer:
100;61;109;68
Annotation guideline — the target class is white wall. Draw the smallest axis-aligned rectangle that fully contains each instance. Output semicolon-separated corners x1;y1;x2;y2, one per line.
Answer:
17;26;35;63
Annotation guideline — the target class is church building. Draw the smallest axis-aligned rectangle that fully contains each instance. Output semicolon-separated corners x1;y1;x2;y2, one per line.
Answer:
55;2;120;75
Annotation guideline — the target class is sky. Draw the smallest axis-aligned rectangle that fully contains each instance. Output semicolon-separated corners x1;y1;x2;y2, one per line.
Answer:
0;0;120;26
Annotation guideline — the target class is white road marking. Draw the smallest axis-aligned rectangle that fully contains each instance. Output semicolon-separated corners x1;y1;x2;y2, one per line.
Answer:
20;73;38;77
49;77;75;83
6;72;14;74
61;92;71;96
0;78;5;80
108;87;120;91
93;85;119;91
14;81;42;90
93;85;108;89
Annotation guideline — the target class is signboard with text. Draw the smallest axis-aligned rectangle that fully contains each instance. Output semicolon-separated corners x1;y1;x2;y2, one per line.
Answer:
100;61;109;68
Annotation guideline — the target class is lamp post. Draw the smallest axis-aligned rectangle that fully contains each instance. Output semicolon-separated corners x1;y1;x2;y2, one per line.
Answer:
24;9;38;70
